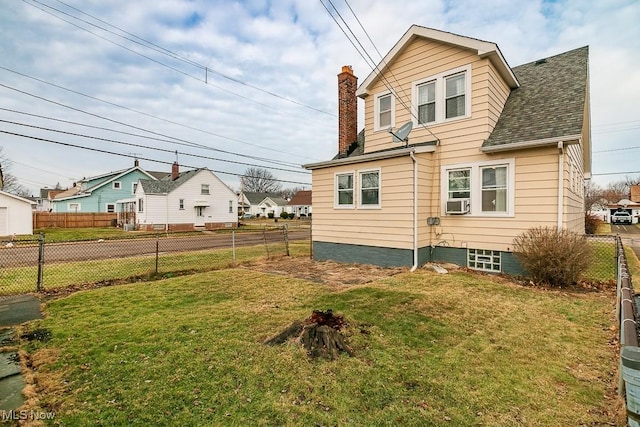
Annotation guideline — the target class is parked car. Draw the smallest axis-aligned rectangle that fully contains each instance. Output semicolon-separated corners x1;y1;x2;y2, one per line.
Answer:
241;213;254;219
611;211;632;224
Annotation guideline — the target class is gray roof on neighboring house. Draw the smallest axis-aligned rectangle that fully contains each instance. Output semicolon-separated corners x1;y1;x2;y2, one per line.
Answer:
483;46;589;148
139;169;201;194
243;192;287;206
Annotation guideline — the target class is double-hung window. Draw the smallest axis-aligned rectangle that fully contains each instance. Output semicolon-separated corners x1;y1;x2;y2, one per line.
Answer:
481;166;507;212
335;172;354;207
374;92;394;130
445;72;466;119
442;159;514;216
359;170;380;207
201;184;210;195
417;81;436;124
412;66;470;126
448;169;471;200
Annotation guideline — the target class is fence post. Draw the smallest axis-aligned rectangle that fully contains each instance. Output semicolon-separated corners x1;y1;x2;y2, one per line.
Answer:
263;228;270;258
155;234;160;274
622;346;640;427
232;230;236;261
284;224;290;256
37;232;45;291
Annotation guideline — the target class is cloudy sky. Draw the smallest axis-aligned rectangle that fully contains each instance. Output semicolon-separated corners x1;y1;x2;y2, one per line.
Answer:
0;0;638;195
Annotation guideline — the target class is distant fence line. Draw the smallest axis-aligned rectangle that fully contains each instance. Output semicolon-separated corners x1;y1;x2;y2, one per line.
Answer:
33;212;119;229
0;227;308;297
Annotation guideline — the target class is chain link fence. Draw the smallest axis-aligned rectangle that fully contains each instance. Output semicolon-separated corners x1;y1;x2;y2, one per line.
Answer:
584;234;618;283
0;227;311;298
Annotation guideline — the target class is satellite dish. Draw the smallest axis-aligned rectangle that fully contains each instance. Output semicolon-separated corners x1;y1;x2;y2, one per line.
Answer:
389;121;413;144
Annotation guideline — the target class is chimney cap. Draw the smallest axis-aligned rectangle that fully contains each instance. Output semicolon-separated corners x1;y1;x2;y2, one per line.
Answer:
341;65;353;74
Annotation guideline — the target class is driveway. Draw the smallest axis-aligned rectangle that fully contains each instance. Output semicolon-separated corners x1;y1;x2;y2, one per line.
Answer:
612;224;640;259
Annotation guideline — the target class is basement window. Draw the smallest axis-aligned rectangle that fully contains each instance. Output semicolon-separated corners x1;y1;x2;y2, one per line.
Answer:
468;249;501;272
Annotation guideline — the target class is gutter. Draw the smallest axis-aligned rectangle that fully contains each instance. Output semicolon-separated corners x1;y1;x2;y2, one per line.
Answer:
410;151;419;272
303;145;435;170
480;134;581;153
557;141;564;229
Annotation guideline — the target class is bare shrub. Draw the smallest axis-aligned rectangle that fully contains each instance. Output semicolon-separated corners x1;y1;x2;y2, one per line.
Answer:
513;227;592;286
584;214;601;235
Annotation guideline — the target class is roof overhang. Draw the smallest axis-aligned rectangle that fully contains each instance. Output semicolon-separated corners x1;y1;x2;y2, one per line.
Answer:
356;25;519;98
193;200;210;207
304;145;435;170
480;135;582;153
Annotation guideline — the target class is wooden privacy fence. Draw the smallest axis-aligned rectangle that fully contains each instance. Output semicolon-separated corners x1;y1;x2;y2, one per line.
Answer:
33;212;118;228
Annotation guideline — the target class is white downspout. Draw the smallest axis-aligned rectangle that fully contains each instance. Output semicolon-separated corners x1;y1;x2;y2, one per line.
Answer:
410;151;419;272
557;141;564;230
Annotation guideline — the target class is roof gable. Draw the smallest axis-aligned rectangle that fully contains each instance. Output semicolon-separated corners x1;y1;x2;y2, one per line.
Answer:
0;190;36;205
356;25;518;98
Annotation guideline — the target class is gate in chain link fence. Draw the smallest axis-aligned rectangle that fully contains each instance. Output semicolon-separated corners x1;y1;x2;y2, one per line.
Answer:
0;226;310;298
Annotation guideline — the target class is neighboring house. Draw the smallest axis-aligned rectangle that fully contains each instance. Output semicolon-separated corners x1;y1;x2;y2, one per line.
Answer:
134;164;237;231
0;190;36;236
631;185;640;203
288;190;312;217
53;160;162;213
303;25;591;275
240;192;289;217
35;188;65;212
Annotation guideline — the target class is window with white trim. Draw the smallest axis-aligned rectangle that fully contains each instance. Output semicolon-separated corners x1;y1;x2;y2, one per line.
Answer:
228;200;233;213
112;181;122;190
445;72;466;119
442;159;514;216
481;166;507;213
412;66;471;126
138;198;144;213
359;169;380;208
106;203;115;213
179;199;184;210
335;172;354;207
448;169;471;200
417;80;436;124
68;203;81;212
468;249;501;272
201;184;210;195
374;92;394;131
132;182;138;194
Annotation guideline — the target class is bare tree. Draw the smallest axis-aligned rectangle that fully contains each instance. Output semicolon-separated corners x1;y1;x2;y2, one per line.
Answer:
0;148;30;197
602;180;629;203
242;167;282;193
584;180;605;212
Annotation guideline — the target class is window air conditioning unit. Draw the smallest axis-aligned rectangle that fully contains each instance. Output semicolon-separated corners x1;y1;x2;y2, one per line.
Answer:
446;199;470;215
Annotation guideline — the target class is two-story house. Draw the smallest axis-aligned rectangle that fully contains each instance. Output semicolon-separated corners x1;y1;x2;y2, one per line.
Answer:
53;160;164;213
304;26;591;275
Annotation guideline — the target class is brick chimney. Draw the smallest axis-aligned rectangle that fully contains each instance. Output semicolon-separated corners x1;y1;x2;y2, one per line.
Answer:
171;162;179;180
134;159;139;167
338;65;357;157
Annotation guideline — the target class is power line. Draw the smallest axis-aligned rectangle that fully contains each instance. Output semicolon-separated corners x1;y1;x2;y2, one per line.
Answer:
592;171;640;176
0;129;312;186
0;66;320;161
593;146;640;153
24;0;336;117
0;107;303;169
320;0;439;141
0;118;309;175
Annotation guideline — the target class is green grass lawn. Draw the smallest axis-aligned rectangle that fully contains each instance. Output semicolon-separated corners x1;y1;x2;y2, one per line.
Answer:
21;264;620;426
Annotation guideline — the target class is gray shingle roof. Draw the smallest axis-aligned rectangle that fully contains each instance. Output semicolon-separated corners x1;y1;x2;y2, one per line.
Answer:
139;169;201;194
483;46;589;148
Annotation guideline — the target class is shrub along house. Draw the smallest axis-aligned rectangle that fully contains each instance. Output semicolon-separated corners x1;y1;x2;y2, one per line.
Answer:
304;25;591;275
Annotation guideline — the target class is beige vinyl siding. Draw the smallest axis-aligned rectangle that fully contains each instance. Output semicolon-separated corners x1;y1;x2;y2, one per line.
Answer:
312;156;424;249
363;38;510;156
426;147;561;251
564;143;585;233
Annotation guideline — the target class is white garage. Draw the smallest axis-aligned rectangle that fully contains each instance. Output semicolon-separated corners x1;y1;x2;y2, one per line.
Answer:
0;191;35;237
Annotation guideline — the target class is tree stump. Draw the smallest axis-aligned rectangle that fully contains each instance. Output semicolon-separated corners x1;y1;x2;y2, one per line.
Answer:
264;310;354;360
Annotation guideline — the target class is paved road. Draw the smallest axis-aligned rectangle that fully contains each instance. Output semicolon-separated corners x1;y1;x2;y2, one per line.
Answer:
612;224;640;259
0;230;310;267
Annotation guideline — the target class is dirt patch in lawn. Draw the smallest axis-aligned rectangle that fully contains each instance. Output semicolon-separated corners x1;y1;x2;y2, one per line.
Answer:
241;256;407;286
